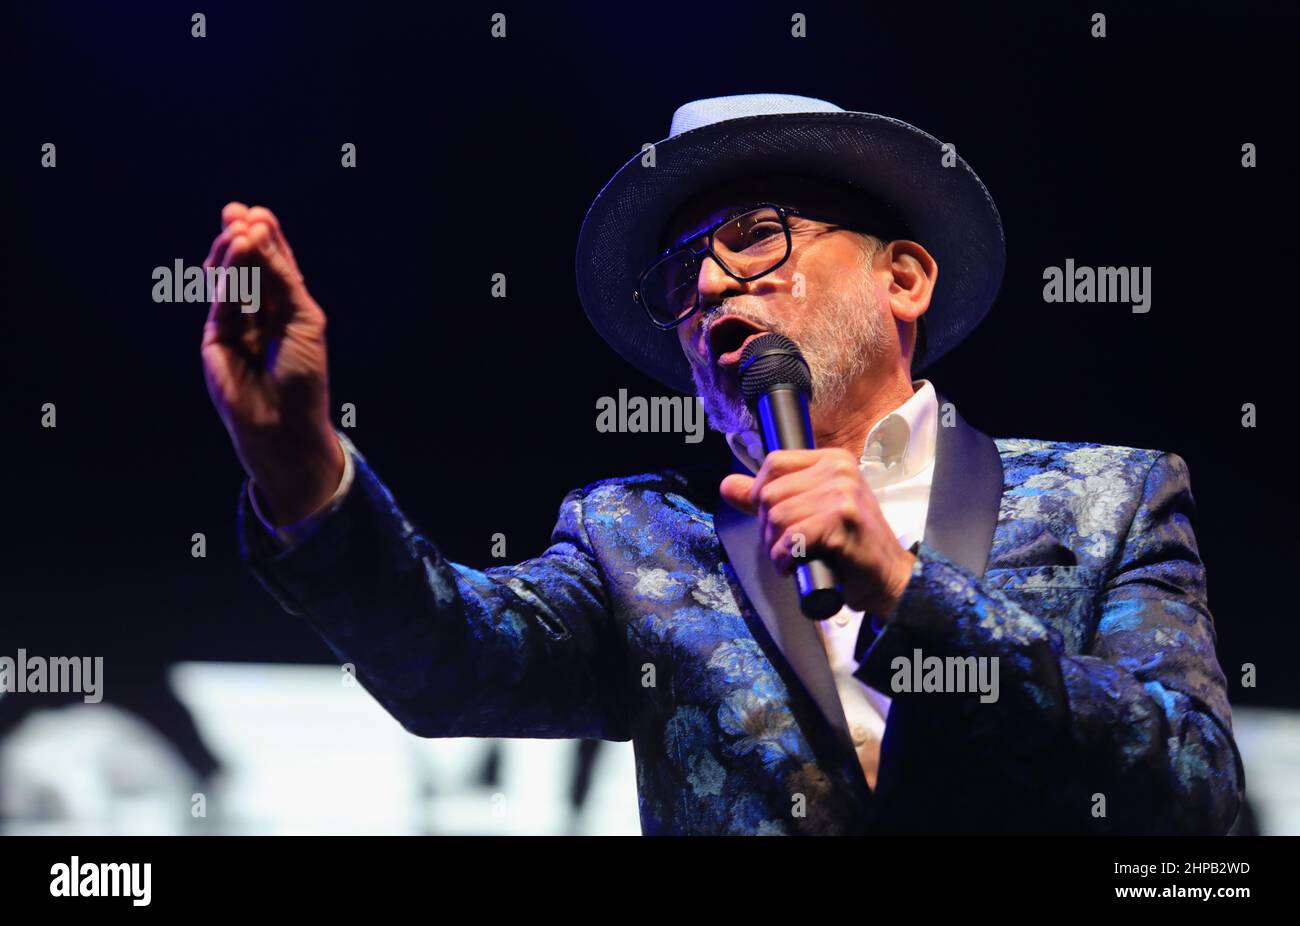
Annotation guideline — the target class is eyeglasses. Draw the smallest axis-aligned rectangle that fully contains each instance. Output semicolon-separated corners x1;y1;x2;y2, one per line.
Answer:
633;203;859;330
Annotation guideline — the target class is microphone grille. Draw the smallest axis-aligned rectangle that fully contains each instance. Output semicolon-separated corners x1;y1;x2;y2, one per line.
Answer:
739;332;813;404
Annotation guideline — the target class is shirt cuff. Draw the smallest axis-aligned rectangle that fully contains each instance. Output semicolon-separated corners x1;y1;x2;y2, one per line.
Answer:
247;433;355;548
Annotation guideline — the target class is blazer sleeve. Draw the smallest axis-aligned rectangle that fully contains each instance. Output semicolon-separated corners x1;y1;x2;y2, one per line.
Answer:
857;451;1245;834
237;440;631;742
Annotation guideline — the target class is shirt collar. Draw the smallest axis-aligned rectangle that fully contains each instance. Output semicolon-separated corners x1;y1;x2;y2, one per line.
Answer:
725;379;938;489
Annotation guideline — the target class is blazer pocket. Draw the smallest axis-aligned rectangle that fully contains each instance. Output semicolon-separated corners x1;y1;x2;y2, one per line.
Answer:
982;564;1101;592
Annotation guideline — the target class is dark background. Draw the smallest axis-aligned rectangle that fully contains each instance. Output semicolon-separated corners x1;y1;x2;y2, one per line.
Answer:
3;1;1296;707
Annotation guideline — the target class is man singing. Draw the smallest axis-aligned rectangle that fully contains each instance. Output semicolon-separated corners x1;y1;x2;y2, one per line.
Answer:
201;93;1244;834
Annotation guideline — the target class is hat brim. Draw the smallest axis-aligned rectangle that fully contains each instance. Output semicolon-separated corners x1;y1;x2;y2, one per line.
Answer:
574;110;1006;395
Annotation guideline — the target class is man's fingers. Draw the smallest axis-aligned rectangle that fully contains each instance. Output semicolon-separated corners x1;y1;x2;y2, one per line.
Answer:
770;513;844;576
751;450;823;504
221;229;254;271
203;273;251;345
244;206;303;280
750;464;838;511
762;490;839;549
723;460;852;517
245;221;305;292
221;201;250;229
720;474;758;514
203;219;247;271
243;205;283;234
211;204;303;285
755;449;823;482
210;218;297;286
751;448;860;506
200;219;258;345
201;212;306;341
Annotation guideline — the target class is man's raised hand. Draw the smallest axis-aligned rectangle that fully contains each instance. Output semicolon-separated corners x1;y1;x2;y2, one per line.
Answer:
200;202;345;525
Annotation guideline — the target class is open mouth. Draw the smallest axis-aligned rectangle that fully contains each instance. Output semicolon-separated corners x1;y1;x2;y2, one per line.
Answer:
707;316;769;369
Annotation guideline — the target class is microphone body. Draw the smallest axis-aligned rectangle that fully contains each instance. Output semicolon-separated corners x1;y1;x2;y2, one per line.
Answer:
740;334;845;620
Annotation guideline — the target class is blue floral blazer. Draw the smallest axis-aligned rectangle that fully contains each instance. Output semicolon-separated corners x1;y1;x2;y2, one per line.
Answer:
238;393;1244;835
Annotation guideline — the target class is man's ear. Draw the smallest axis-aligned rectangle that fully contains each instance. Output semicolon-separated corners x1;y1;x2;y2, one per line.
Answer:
879;239;938;325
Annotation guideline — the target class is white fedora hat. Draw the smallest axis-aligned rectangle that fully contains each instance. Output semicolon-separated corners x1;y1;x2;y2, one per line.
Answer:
574;92;1006;394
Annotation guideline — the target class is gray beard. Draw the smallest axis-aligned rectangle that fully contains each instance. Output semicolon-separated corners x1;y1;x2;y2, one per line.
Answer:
687;255;892;437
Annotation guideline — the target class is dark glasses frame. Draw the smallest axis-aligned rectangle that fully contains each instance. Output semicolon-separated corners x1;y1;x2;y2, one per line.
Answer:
633;202;863;330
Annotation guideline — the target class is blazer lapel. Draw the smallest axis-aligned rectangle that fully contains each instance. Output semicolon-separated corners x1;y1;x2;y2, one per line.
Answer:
714;496;855;755
925;389;1003;576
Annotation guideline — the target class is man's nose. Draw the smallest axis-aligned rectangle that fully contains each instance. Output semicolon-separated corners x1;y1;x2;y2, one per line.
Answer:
694;250;745;315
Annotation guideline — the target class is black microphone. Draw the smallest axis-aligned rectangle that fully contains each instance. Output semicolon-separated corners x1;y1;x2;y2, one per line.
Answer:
738;332;845;620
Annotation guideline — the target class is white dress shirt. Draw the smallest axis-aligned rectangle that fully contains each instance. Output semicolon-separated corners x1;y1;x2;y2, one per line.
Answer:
247;437;356;547
725;379;938;789
254;379;940;789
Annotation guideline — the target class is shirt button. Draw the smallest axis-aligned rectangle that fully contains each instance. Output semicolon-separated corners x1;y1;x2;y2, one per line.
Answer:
851;724;869;746
834;611;850;627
